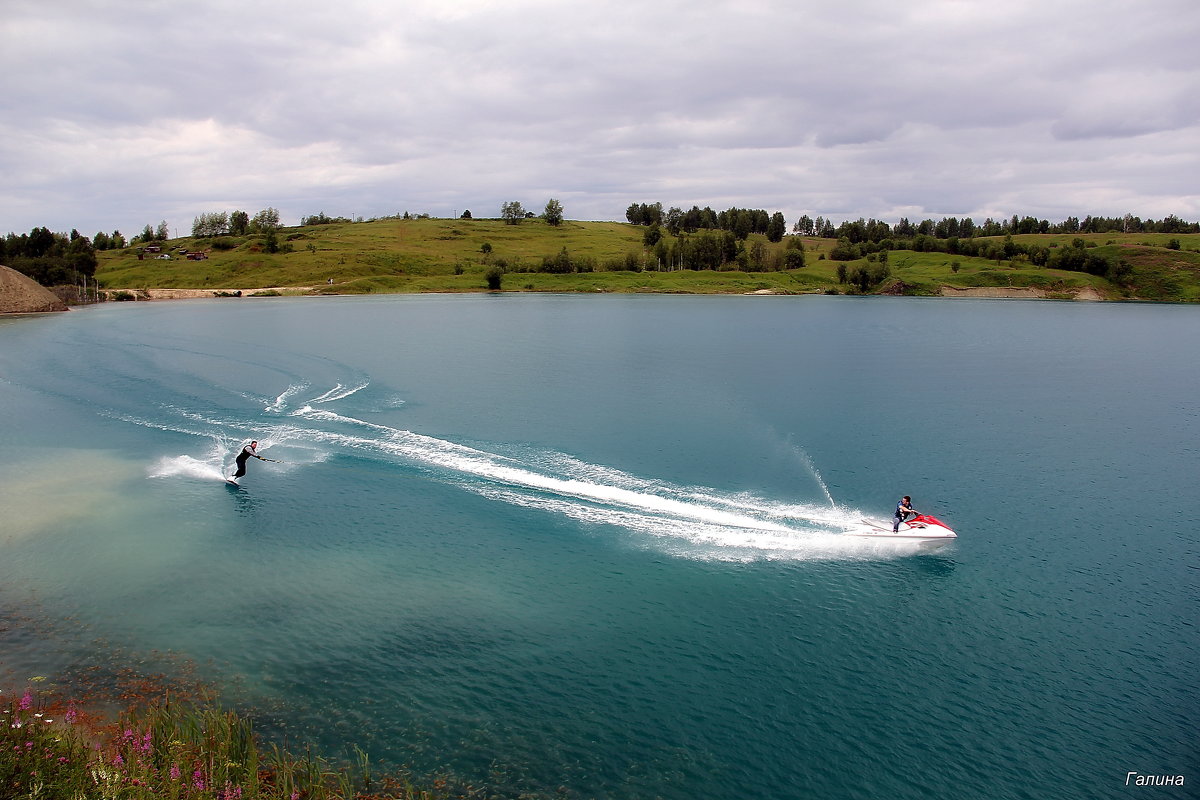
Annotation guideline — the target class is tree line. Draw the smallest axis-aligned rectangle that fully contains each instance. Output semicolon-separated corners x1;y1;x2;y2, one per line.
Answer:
500;199;564;226
1;227;101;287
192;208;281;237
626;202;788;242
827;233;1135;286
794;212;1198;242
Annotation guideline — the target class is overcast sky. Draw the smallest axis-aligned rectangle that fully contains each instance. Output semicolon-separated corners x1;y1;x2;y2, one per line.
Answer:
2;0;1197;238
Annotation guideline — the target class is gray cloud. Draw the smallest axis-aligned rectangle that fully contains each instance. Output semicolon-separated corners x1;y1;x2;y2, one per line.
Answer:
2;0;1198;236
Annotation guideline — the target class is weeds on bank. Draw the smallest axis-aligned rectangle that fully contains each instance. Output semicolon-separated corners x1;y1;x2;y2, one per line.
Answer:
1;686;452;800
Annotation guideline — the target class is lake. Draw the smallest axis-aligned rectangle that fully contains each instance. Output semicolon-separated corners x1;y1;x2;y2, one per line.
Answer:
1;294;1196;799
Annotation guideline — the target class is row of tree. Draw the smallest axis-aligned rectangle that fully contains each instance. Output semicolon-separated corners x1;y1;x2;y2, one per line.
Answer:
499;199;564;226
192;208;282;237
827;233;1133;284
1;227;98;286
626;202;788;242
487;232;808;277
643;230;806;272
796;213;1198;243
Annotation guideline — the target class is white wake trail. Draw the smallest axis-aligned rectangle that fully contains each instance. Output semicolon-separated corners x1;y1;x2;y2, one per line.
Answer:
288;407;865;543
311;381;370;404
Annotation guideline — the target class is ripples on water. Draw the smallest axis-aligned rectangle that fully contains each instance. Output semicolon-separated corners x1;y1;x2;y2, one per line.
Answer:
1;296;1196;799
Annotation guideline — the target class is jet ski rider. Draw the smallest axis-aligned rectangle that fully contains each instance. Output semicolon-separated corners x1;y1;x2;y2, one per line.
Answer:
894;496;915;532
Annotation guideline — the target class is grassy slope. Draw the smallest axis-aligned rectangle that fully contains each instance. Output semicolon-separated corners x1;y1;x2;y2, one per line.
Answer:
95;219;1200;301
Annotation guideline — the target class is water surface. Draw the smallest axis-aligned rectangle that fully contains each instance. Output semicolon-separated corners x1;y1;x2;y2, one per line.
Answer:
1;295;1196;799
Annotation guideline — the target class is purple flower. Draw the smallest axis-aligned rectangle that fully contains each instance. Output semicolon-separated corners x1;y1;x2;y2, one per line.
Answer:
64;706;78;724
18;689;32;711
170;764;181;781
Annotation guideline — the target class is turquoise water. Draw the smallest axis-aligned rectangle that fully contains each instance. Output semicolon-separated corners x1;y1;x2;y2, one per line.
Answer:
1;294;1196;799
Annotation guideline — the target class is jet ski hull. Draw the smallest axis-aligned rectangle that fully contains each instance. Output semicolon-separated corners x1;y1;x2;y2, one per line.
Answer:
847;514;957;550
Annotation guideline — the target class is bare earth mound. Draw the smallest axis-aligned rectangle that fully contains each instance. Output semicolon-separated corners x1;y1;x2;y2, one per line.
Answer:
0;264;69;313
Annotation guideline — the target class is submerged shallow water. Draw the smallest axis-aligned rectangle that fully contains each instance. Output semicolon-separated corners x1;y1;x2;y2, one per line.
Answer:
1;294;1196;799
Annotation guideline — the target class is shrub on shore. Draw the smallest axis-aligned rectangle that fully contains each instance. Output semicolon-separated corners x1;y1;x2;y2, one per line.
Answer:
2;686;447;800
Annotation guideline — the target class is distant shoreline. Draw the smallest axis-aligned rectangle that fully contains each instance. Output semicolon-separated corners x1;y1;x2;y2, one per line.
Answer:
94;284;1110;302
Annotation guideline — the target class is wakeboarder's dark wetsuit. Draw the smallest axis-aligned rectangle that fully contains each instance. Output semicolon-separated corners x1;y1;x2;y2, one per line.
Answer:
233;443;259;478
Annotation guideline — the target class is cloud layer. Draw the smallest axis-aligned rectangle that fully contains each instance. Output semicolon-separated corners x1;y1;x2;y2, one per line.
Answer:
2;0;1197;236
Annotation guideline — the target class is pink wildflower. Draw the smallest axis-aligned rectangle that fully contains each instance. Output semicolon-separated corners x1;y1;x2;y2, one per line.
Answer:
113;753;124;767
64;706;78;724
193;768;206;790
170;764;182;781
19;689;32;711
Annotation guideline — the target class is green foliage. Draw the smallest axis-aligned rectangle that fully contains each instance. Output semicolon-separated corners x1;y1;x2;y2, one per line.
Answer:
542;246;573;273
1;686;448;800
484;265;504;290
251;208;281;232
767;211;786;243
3;226;97;286
301;211;352;226
543;198;564;227
230;210;250;236
1047;240;1113;275
829;237;860;261
193;211;230;237
783;236;806;269
847;263;890;292
85;217;1200;301
500;201;525;225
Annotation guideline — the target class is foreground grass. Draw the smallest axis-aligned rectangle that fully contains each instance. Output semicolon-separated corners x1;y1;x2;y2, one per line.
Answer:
2;686;454;800
93;219;1200;301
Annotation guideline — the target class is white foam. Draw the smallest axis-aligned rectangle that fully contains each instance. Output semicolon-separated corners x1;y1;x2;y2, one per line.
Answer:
280;406;911;560
132;400;915;561
311;381;369;404
148;454;227;482
265;383;308;413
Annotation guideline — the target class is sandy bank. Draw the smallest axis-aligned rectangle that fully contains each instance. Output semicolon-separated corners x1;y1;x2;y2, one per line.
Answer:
0;264;69;313
106;286;317;300
940;285;1104;300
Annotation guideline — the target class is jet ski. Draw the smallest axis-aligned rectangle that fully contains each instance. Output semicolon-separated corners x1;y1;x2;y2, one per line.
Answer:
846;513;957;550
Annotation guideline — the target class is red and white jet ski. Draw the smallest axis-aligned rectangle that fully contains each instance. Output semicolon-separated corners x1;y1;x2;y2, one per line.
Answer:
847;513;958;550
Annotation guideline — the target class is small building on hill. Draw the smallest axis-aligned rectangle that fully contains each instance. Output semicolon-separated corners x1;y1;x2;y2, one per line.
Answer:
0;264;70;313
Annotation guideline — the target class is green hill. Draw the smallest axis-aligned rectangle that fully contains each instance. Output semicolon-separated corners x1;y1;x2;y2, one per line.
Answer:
94;218;1200;301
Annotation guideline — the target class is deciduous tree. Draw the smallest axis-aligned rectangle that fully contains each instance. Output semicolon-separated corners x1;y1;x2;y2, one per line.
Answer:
501;201;525;225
